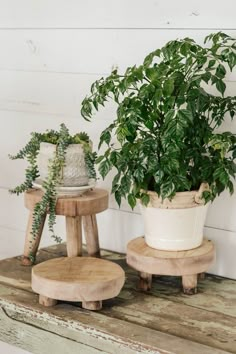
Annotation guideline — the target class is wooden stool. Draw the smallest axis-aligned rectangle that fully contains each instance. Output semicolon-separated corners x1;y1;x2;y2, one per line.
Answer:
22;188;109;265
32;257;125;310
127;237;215;295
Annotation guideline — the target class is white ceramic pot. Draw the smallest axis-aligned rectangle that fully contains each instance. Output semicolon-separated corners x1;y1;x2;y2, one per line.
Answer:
140;183;210;251
37;142;89;187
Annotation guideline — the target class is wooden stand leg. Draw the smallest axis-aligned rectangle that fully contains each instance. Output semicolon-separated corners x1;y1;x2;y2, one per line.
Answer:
22;211;46;266
83;215;101;257
82;301;102;311
198;272;206;280
39;294;57;307
66;216;82;257
182;274;198;295
139;272;152;291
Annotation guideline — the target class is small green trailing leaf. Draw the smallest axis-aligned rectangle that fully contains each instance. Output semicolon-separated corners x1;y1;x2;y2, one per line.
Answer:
73;131;90;143
99;129;112;148
202;190;212;203
215;64;226;79
112;172;121;193
180;42;190;56
160;181;175;198
141;193;150;206
228;52;236;71
208;59;216;68
177;109;193;124
216;79;226;96
115;190;122;207
227;180;234;194
84;150;97;179
96;155;104;164
81;98;93;120
98;159;112;179
146;67;159;81
202;72;211;83
128;193;136;209
164;109;176;124
163;78;175;96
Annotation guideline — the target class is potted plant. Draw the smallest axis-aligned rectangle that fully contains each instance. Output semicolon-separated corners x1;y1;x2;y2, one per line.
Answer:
81;32;236;251
9;123;97;244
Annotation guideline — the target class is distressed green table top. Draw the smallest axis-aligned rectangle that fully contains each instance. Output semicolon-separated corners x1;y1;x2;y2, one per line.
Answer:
0;244;235;354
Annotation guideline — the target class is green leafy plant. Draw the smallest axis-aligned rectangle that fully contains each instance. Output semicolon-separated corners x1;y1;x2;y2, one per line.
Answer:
9;124;97;250
81;32;236;208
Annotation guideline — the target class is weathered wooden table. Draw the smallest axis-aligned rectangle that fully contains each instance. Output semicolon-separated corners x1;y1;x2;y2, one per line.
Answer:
0;244;236;354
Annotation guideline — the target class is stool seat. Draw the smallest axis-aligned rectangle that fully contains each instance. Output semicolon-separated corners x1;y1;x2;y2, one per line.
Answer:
24;188;108;216
22;188;109;265
32;257;125;310
127;237;215;294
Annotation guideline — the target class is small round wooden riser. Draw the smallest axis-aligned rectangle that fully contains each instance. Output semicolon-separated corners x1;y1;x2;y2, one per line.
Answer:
32;257;125;310
127;237;215;295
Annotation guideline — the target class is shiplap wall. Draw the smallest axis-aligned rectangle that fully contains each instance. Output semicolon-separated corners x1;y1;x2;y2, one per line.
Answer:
0;0;236;282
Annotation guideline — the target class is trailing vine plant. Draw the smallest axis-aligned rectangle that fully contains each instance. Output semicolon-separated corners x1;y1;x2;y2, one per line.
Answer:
81;32;236;209
10;124;96;260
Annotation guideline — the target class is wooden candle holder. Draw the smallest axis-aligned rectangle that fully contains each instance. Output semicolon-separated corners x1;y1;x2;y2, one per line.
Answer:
127;237;215;295
22;188;109;265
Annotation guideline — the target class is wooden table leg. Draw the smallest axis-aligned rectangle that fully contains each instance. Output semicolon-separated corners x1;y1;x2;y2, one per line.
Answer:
66;216;82;257
182;274;198;295
139;272;152;291
39;295;57;307
82;301;102;311
22;211;46;266
83;215;101;257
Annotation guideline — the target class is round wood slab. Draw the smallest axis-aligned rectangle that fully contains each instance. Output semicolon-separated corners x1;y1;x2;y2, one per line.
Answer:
32;257;125;307
25;188;109;216
127;236;215;276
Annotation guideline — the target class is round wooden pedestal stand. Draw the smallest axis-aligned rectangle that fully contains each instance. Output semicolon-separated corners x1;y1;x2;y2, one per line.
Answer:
32;257;125;310
127;237;215;295
22;188;109;265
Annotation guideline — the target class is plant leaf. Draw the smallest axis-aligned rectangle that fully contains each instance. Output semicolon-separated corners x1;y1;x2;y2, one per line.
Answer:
128;193;136;209
216;79;226;96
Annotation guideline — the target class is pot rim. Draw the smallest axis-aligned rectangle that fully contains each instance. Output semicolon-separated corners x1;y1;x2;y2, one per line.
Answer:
140;183;210;209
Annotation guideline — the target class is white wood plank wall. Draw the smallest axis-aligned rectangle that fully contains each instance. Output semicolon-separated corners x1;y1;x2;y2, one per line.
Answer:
0;0;236;284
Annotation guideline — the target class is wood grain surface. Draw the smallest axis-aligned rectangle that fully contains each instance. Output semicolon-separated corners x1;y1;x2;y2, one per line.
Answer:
65;216;82;257
22;211;46;266
83;215;100;257
22;188;108;263
32;257;125;302
127;237;215;276
24;188;109;216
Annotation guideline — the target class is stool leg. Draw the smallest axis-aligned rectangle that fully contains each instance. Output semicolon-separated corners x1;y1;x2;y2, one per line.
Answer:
82;301;102;310
22;211;46;266
66;216;82;257
198;272;205;280
83;215;101;257
139;272;152;291
39;295;57;307
182;274;198;295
